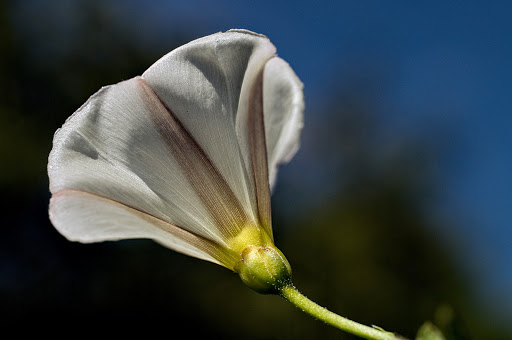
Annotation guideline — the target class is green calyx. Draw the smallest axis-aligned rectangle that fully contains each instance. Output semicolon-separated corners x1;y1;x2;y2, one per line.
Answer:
234;245;292;294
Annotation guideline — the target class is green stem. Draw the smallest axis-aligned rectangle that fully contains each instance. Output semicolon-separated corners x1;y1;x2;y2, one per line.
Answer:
279;285;399;340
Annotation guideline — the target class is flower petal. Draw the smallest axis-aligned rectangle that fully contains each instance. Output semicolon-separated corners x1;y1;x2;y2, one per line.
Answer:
48;77;229;245
263;57;304;189
48;30;305;262
142;29;277;228
135;78;250;239
245;67;272;235
49;190;223;265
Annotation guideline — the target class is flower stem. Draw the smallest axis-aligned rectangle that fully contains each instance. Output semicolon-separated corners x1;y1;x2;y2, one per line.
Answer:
279;285;399;340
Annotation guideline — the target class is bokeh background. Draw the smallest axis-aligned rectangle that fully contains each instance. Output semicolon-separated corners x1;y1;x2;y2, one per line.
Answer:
2;1;511;338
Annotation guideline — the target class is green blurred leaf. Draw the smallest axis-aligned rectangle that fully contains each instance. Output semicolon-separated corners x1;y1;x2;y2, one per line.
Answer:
416;321;446;340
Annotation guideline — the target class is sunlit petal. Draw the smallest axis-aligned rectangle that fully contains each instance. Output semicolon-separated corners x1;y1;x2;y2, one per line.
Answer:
263;57;304;189
50;190;223;265
48;77;227;245
142;29;277;228
245;66;272;235
48;30;304;268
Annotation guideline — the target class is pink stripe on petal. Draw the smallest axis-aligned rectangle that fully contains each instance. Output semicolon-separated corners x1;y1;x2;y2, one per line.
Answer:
136;78;252;239
247;70;273;238
50;189;237;266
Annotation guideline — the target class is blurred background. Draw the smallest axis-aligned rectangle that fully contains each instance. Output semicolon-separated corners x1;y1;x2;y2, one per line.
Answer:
1;0;511;338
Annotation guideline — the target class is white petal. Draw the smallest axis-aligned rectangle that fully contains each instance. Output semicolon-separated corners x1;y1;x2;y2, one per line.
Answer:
48;77;227;245
263;57;304;189
48;30;305;257
142;29;277;225
50;190;221;265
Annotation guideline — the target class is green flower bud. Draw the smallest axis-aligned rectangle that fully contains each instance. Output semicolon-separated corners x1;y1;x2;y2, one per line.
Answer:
234;245;292;294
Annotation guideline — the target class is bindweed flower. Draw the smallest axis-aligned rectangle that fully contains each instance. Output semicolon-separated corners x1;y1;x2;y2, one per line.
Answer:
48;30;400;340
48;29;302;293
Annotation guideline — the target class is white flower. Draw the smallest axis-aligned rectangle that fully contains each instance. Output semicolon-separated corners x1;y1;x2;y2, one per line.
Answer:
48;29;304;272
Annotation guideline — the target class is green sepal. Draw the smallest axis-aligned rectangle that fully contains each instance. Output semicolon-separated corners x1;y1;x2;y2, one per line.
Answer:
235;245;292;294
